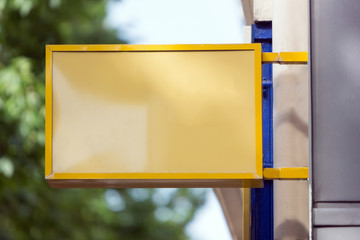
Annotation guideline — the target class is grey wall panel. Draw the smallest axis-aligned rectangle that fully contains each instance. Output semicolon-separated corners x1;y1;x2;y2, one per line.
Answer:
311;0;360;202
314;227;360;240
313;208;360;226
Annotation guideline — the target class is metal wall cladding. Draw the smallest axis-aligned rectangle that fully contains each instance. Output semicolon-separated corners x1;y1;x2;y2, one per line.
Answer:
311;0;360;238
311;0;360;202
314;227;360;240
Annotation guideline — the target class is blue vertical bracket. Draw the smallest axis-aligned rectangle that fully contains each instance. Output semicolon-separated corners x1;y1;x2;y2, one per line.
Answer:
251;21;274;240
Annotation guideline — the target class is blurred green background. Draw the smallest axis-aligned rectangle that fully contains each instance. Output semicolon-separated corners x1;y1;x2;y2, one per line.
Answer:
0;0;207;239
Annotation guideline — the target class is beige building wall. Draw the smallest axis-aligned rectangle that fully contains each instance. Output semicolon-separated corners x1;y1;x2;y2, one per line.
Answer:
272;0;309;239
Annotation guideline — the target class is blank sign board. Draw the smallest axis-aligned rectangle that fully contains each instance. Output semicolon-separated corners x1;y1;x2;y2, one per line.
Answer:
45;44;262;188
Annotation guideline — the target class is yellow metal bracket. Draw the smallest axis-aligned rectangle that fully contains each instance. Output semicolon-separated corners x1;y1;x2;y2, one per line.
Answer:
262;52;308;64
263;167;309;180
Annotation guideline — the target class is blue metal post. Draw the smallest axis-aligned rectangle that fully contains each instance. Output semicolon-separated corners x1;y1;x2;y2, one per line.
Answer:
251;21;274;240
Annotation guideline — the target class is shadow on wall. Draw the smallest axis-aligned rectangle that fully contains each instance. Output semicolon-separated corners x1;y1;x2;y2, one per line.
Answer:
273;70;309;138
274;108;308;137
275;219;309;240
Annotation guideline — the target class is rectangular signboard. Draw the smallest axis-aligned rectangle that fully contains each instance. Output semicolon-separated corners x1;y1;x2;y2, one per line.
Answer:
45;44;263;188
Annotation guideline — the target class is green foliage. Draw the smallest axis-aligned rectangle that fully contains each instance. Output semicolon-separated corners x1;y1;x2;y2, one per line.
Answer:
0;1;207;239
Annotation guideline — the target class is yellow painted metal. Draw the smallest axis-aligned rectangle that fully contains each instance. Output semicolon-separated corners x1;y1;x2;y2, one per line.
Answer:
261;52;279;63
242;188;251;240
47;44;261;52
279;52;308;63
263;167;309;180
45;46;53;176
52;173;259;180
45;44;263;186
254;46;263;178
262;52;308;64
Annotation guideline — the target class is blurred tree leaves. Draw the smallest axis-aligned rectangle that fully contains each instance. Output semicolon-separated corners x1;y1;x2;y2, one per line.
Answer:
0;1;207;239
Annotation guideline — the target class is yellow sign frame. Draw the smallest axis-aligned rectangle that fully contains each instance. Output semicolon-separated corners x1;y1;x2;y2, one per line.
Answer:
45;44;263;188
